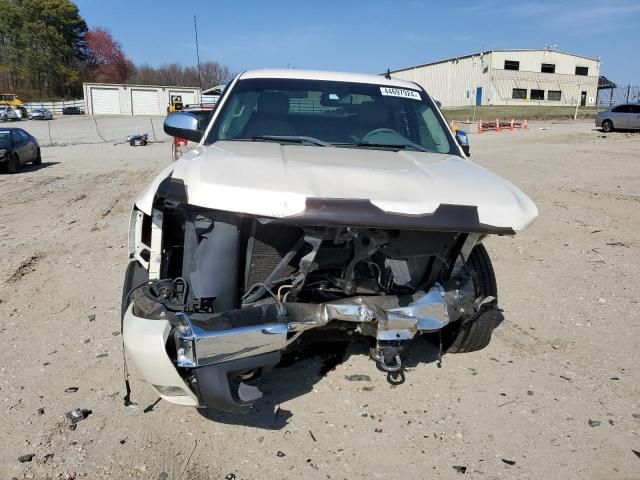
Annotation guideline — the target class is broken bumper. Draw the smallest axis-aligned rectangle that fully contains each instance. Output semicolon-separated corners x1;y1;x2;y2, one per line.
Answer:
124;282;471;412
123;304;283;412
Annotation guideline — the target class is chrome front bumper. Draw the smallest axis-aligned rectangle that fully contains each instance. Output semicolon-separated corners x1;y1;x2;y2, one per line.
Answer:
124;281;473;412
171;281;472;369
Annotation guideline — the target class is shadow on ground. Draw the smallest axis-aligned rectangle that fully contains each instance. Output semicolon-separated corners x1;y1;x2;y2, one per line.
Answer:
18;161;60;173
198;333;447;430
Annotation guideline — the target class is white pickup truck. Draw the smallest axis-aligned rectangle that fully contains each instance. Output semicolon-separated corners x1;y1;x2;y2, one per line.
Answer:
122;69;538;413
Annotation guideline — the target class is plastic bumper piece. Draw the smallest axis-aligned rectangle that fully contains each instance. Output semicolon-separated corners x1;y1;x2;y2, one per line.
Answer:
195;351;281;413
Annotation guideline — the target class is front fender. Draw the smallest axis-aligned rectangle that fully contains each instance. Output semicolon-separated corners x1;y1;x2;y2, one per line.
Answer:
134;163;175;214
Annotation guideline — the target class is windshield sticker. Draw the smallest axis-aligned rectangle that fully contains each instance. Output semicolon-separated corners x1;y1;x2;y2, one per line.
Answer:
380;87;421;100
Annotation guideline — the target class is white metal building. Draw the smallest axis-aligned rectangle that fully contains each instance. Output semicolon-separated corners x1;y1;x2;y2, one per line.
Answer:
389;49;600;108
83;83;202;115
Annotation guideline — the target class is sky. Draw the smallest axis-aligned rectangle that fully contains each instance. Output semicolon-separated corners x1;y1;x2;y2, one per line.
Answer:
75;0;640;85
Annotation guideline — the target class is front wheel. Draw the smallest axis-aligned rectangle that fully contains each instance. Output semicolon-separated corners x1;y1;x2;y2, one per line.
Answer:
6;154;19;174
122;260;149;319
444;244;498;353
602;120;614;132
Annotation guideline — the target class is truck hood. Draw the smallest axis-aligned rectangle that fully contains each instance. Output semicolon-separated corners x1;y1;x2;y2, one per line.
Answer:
136;141;538;232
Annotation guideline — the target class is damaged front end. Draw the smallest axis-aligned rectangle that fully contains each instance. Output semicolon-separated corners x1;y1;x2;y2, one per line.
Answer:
123;188;501;412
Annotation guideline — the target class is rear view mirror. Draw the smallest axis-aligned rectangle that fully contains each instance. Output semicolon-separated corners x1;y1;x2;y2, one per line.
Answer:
164;112;204;143
455;130;470;156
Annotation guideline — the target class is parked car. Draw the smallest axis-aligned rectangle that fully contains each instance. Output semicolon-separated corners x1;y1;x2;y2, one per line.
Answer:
29;108;53;120
62;106;84;115
596;103;640;132
0;127;41;173
0;105;23;121
122;69;538;413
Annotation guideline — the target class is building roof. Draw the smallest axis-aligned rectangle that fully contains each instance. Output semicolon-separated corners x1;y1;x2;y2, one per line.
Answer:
82;82;200;90
389;49;600;74
239;69;419;89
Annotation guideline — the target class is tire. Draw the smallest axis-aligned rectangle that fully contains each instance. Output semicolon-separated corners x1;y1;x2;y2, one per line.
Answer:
6;154;19;174
121;260;148;319
445;244;498;353
33;148;41;165
602;120;614;133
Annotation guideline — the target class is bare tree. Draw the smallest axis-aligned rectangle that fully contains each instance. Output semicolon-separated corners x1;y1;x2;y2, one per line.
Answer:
128;61;232;88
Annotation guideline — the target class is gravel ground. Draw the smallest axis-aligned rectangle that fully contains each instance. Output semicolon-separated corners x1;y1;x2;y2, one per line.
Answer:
0;119;639;480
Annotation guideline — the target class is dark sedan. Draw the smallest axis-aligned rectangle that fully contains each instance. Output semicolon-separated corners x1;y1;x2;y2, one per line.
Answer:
0;128;41;173
62;106;84;115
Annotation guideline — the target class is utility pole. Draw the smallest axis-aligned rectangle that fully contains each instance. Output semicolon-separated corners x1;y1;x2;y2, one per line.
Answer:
626;85;631;103
194;15;203;95
574;84;581;120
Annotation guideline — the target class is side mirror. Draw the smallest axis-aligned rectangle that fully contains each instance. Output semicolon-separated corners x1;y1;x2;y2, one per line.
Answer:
455;130;470;156
164;112;204;143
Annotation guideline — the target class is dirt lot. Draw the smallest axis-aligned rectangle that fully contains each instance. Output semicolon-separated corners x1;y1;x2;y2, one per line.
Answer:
1;118;639;479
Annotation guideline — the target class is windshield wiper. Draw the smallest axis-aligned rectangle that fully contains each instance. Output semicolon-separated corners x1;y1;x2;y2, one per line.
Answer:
348;141;430;152
250;135;332;147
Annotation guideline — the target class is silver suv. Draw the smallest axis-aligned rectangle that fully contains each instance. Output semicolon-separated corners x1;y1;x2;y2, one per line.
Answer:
596;103;640;132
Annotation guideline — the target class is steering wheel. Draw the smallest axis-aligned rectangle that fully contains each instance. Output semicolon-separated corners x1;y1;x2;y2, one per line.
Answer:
362;128;401;142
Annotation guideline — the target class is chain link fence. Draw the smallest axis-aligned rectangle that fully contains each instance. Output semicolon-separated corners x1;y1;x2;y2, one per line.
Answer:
597;84;640;106
22;99;85;115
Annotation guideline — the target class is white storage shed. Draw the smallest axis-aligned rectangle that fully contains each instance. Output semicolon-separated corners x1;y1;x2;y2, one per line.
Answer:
83;83;202;115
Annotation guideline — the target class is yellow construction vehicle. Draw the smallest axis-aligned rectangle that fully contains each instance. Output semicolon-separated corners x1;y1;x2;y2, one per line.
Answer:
0;93;28;119
0;93;22;107
167;94;184;114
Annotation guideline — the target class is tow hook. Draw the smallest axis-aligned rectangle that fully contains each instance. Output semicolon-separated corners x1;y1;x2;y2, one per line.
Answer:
371;342;403;372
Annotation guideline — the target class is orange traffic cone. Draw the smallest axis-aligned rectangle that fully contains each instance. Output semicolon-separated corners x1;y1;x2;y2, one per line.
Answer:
495;118;500;132
510;118;514;131
478;119;483;133
523;118;528;129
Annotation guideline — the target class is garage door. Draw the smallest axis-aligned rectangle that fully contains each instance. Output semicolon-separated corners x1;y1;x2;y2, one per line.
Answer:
170;91;196;107
91;88;120;115
131;89;159;115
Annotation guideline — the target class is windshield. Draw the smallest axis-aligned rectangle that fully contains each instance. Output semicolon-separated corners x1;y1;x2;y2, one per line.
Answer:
0;131;11;148
207;78;457;154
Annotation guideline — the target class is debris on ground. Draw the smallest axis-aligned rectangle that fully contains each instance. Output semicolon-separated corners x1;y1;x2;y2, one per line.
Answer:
588;420;601;427
502;459;516;465
452;465;467;474
65;408;92;425
276;451;286;457
18;453;35;463
64;386;79;393
309;430;317;442
127;133;149;146
37;407;45;415
605;241;627;247
157;472;168;480
225;474;236;480
345;374;371;381
87;314;96;321
632;450;640;459
44;453;54;463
